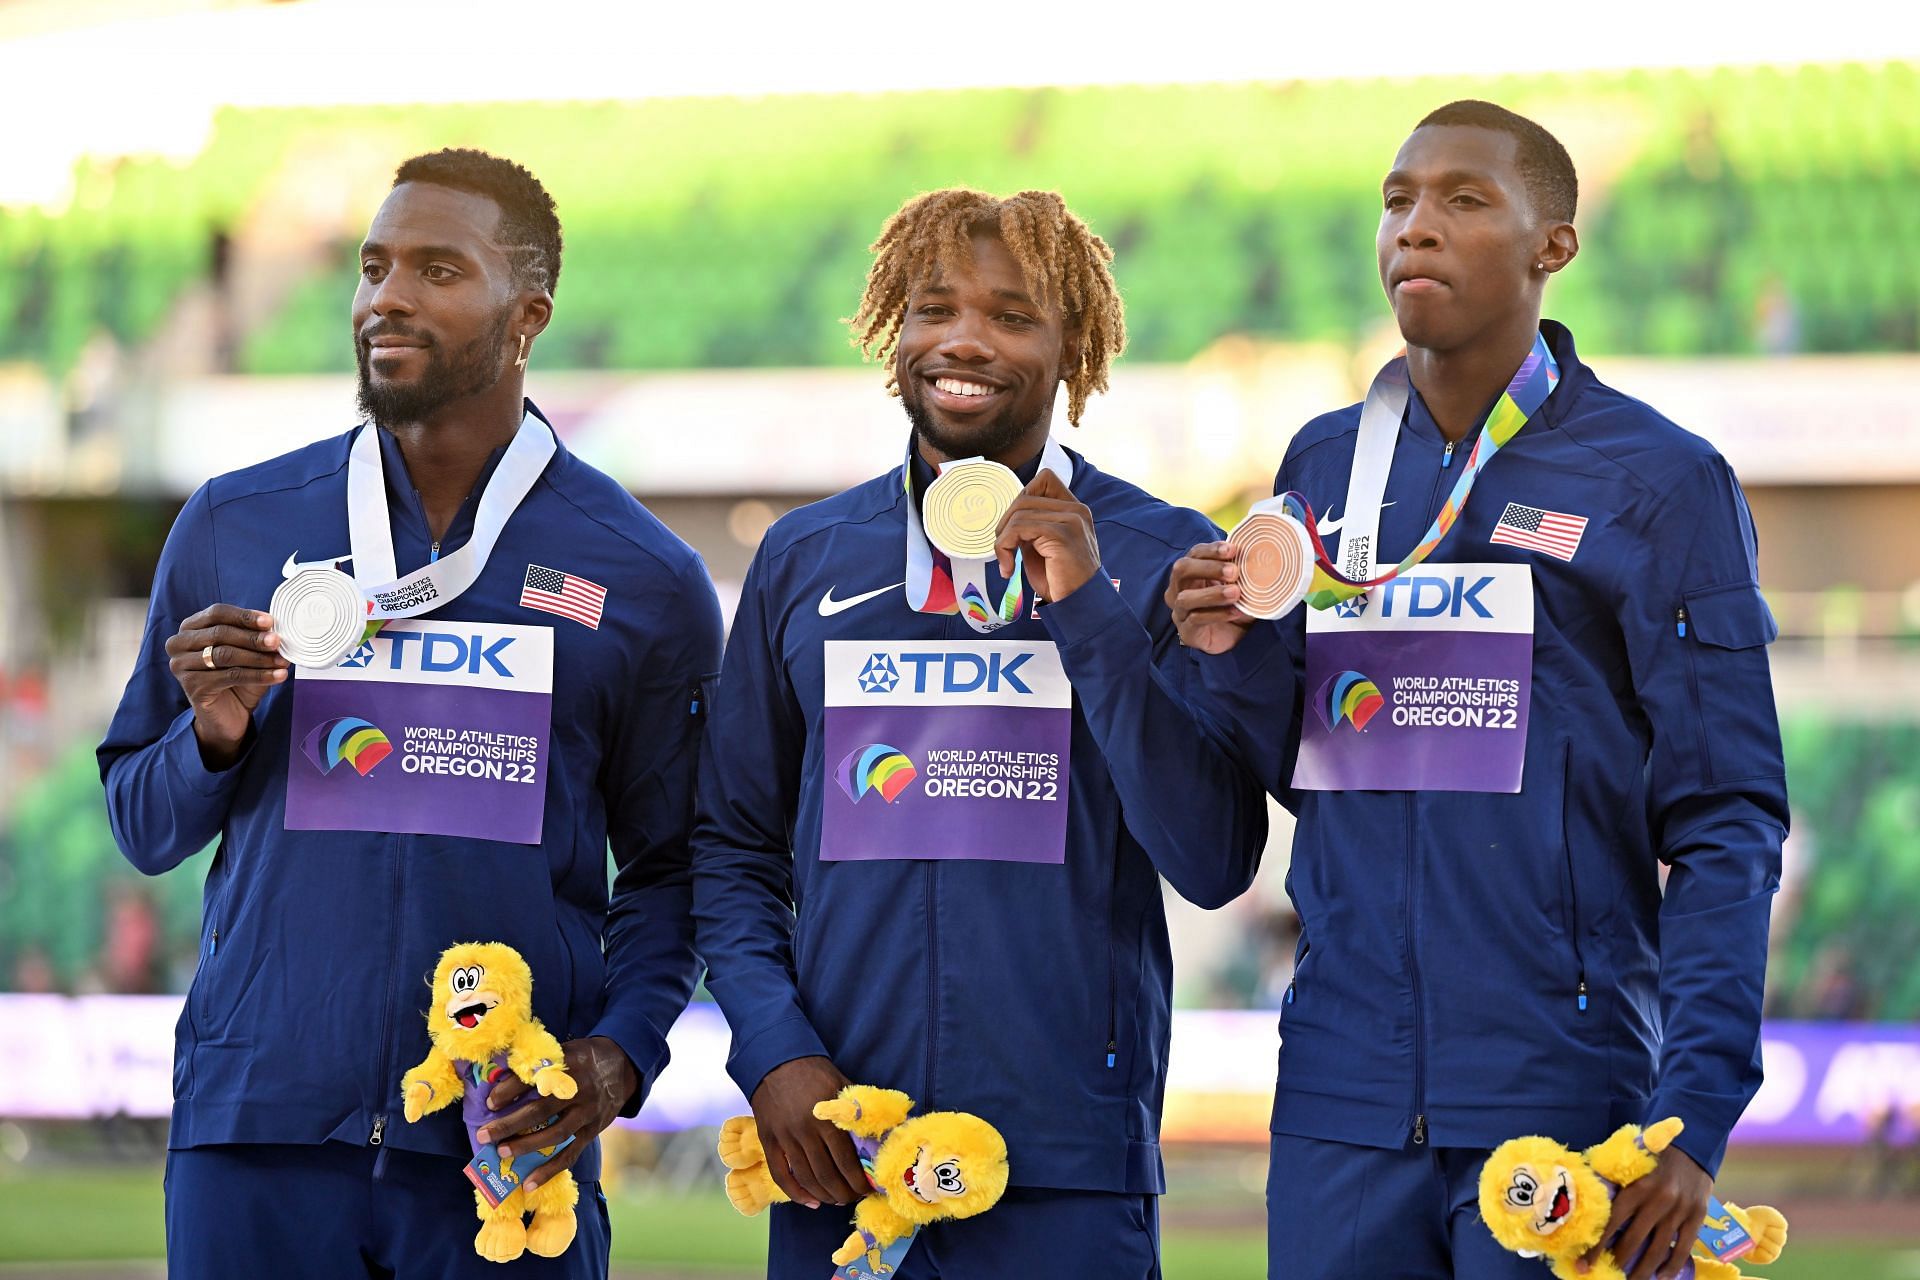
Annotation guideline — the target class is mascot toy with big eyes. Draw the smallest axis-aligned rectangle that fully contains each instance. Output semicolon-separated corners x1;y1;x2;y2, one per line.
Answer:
718;1084;1009;1276
1479;1117;1788;1280
400;941;580;1264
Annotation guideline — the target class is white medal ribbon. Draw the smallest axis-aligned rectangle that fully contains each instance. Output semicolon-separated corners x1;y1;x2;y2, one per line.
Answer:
1333;360;1410;581
273;412;555;668
903;436;1073;635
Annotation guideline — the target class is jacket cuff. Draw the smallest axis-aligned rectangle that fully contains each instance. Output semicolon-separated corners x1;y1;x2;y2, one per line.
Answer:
727;1015;832;1100
1197;615;1291;690
163;706;254;798
1038;566;1131;643
586;1012;672;1119
1643;1090;1741;1178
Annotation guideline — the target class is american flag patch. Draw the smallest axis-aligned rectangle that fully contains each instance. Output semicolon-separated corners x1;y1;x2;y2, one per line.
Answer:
520;564;608;629
1490;503;1588;562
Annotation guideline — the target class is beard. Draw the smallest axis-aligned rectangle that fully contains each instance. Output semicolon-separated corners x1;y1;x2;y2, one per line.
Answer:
355;306;513;428
899;379;1043;462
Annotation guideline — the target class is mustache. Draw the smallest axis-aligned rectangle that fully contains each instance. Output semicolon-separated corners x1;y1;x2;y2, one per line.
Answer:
359;322;431;345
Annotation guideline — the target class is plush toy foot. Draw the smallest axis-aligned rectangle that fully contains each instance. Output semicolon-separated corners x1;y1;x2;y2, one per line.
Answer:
832;1231;867;1267
717;1114;765;1169
520;1171;578;1256
1734;1202;1787;1264
525;1206;577;1257
474;1212;527;1263
724;1163;786;1216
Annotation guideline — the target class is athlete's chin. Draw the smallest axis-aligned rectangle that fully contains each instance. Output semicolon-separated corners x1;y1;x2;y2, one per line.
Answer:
1391;307;1465;352
902;397;1032;461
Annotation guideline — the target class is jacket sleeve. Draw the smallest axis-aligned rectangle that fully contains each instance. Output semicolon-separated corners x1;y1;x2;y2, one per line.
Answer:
589;560;724;1114
690;545;830;1097
1042;524;1269;909
96;483;252;875
1620;453;1788;1176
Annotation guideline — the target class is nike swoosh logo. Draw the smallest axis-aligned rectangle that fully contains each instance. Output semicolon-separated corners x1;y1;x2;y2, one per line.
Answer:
282;551;352;578
818;583;904;617
1314;501;1393;537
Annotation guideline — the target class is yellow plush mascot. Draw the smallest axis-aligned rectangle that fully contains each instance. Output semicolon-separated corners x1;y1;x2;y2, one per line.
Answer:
720;1084;1009;1272
1479;1118;1788;1280
400;941;580;1263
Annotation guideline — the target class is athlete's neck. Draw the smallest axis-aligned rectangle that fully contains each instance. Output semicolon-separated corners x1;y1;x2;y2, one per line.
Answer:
383;390;525;541
1405;314;1541;443
914;427;1048;475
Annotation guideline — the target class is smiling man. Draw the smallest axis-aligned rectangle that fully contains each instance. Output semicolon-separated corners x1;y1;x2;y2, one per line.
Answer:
98;149;720;1278
691;188;1265;1277
1167;102;1787;1279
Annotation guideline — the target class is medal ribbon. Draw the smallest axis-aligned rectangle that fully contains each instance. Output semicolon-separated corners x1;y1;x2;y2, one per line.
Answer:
1282;331;1559;610
902;437;1073;635
343;411;556;635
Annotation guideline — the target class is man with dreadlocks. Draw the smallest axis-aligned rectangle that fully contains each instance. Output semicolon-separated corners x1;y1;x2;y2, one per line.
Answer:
692;188;1264;1277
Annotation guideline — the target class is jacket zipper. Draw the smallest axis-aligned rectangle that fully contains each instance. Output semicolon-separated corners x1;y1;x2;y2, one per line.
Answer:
923;862;938;1104
1405;434;1461;1148
1405;798;1426;1147
1105;846;1124;1071
1561;746;1588;1012
371;832;401;1145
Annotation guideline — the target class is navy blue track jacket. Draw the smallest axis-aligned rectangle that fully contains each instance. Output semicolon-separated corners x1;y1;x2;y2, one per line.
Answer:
1197;323;1787;1175
98;408;721;1167
690;444;1267;1194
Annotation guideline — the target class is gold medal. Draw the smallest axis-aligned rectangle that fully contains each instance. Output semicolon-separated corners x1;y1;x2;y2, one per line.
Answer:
923;460;1023;561
1227;511;1314;620
270;568;368;669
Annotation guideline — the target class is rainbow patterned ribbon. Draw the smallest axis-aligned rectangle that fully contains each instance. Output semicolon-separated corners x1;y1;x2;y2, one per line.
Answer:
901;437;1072;634
1293;333;1560;610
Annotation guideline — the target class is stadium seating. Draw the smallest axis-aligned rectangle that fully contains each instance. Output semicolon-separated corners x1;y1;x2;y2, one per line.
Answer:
0;63;1913;374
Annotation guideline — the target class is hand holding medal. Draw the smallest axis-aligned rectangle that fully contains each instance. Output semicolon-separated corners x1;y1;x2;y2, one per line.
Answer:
993;468;1100;604
164;603;291;768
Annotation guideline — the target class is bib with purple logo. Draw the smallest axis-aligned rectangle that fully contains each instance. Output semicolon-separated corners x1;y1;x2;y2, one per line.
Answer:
1293;562;1532;794
820;640;1070;863
285;618;553;843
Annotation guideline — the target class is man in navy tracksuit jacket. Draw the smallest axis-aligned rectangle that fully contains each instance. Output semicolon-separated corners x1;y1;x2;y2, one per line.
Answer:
98;151;719;1277
1170;104;1787;1279
692;189;1265;1277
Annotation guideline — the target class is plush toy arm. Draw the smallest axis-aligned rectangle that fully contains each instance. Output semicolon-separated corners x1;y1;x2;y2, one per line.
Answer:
401;1047;461;1123
1587;1117;1683;1186
813;1085;914;1138
852;1195;916;1248
509;1021;578;1101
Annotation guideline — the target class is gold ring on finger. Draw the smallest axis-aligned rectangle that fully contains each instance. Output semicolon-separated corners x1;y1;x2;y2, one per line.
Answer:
202;644;217;670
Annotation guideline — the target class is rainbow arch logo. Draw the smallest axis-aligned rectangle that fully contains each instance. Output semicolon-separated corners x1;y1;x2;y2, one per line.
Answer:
835;744;917;805
301;716;394;777
958;582;997;627
1316;671;1385;733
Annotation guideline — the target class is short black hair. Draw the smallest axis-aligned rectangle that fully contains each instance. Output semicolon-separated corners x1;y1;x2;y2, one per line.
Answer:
392;148;563;295
1415;100;1578;224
